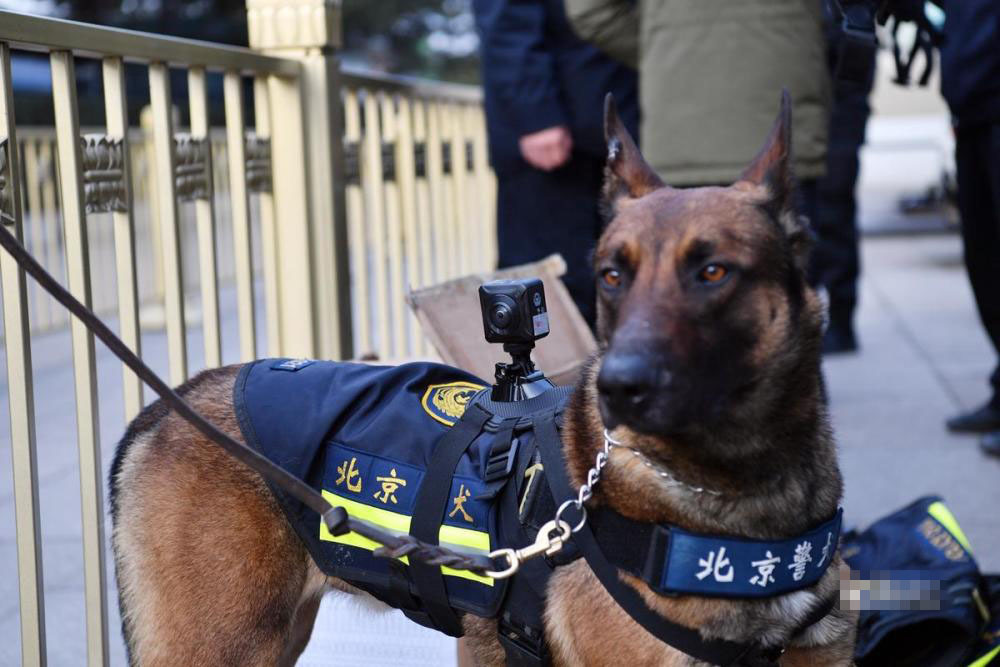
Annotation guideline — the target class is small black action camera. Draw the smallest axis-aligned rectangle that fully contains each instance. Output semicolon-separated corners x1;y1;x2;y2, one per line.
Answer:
478;278;550;345
478;278;554;401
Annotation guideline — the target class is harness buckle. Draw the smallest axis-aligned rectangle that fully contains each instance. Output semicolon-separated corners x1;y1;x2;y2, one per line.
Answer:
735;643;786;667
484;434;519;483
498;615;550;666
486;519;571;579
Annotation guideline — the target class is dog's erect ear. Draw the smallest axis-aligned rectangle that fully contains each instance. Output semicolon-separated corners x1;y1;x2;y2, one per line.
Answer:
740;89;811;268
741;89;794;191
603;93;664;210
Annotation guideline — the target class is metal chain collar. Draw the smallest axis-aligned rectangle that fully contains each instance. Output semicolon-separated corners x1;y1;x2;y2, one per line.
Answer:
618;445;723;496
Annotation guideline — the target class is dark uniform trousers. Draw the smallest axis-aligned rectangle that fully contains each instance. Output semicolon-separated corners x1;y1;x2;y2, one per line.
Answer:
955;122;1000;406
496;152;605;328
808;12;875;332
809;79;871;329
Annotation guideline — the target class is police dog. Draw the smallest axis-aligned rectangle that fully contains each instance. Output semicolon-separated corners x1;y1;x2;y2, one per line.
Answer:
110;92;856;666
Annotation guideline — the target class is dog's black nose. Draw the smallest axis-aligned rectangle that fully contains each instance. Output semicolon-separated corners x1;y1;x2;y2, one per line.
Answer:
597;352;660;419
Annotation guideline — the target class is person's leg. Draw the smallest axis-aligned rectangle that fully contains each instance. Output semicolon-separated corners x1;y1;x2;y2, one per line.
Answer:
812;81;871;352
808;36;873;352
496;154;604;327
983;123;1000;400
948;122;1000;432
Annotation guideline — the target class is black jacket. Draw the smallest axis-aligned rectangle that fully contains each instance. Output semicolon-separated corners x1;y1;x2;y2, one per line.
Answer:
472;0;639;175
940;0;1000;126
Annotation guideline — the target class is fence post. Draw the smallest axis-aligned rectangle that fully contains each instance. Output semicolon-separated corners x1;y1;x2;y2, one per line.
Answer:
51;49;110;666
0;41;46;667
245;0;353;360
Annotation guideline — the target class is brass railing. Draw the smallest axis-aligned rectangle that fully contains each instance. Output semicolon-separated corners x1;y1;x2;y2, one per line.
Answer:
0;4;496;665
341;66;495;360
12;127;246;336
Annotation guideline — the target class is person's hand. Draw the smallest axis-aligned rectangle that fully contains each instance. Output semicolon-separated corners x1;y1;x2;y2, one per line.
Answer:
518;126;573;171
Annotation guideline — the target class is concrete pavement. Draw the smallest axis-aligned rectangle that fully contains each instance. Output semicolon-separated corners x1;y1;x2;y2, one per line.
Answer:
829;235;1000;570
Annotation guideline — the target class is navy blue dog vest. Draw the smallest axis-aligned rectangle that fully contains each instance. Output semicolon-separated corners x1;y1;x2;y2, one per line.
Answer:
231;357;1000;666
234;358;516;623
236;359;868;666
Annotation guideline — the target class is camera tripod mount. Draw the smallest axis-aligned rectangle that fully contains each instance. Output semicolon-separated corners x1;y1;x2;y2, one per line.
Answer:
492;341;554;401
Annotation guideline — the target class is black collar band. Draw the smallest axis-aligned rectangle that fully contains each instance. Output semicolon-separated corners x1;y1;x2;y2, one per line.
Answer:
530;413;838;666
589;506;842;599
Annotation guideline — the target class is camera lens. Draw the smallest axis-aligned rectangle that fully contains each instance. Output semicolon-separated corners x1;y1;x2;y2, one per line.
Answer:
490;302;514;330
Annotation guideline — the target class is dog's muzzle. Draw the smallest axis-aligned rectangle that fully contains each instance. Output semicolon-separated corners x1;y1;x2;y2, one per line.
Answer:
597;351;671;429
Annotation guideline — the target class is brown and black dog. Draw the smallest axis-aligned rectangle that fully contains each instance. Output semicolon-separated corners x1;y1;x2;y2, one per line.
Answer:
110;92;856;665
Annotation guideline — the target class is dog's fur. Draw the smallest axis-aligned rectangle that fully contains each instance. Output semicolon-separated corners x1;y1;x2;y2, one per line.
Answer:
110;94;856;666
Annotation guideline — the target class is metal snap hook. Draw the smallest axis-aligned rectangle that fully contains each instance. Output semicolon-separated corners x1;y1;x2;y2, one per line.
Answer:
486;519;571;579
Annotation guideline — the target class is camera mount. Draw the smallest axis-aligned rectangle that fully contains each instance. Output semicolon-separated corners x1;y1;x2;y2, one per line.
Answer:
478;279;555;401
492;341;554;401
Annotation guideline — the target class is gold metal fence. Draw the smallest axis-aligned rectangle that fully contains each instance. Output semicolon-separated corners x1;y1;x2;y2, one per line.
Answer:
12;127;247;337
0;4;496;665
341;67;496;360
4;73;497;362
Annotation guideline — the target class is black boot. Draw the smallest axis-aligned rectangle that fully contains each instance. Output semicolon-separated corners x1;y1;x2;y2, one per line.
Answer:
947;401;1000;433
822;318;858;355
981;431;1000;457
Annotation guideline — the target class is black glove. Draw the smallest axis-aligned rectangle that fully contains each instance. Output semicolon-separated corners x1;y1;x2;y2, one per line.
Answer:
887;1;943;87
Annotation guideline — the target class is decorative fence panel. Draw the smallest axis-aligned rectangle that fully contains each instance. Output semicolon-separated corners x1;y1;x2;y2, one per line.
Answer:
0;10;310;665
340;69;496;361
13;127;247;339
0;5;495;666
9;76;496;364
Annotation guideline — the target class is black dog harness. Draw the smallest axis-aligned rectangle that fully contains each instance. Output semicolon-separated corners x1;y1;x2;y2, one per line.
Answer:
235;358;842;666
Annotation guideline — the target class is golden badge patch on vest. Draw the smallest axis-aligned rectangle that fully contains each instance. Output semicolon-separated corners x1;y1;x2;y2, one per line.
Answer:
421;381;486;426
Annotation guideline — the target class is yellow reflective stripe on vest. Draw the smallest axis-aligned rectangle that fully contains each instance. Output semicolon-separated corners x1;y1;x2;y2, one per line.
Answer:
319;490;493;586
967;644;1000;667
928;501;974;554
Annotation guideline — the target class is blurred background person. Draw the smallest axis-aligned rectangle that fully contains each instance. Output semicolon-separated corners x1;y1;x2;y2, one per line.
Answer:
810;0;877;354
564;1;830;215
934;0;1000;452
472;0;639;328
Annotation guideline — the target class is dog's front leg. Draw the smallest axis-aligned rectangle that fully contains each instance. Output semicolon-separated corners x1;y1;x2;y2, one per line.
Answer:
781;645;856;667
545;560;696;666
462;615;507;666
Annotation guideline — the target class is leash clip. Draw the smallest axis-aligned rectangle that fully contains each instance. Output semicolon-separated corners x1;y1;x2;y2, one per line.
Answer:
486;429;618;579
486;519;571;579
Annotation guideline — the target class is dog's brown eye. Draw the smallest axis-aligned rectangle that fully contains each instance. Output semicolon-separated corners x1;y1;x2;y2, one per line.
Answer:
601;269;622;289
699;264;728;283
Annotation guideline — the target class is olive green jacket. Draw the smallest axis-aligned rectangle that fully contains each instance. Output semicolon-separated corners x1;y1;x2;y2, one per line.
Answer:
564;0;830;185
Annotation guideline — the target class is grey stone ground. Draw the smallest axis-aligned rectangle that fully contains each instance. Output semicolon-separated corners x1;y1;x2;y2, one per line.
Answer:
830;235;1000;566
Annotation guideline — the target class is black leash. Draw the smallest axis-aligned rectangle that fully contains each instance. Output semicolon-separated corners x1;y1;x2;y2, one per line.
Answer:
0;217;493;575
